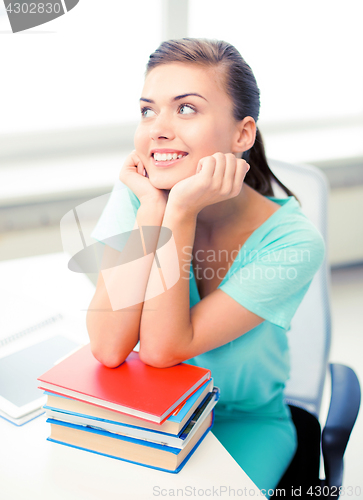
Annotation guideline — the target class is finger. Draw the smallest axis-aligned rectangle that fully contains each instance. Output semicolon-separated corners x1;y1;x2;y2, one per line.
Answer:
120;152;145;183
221;153;238;195
137;160;144;176
211;152;227;188
128;152;144;175
232;159;250;196
197;156;217;179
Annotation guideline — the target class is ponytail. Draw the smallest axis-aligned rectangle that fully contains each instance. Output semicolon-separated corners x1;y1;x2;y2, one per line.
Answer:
243;129;300;203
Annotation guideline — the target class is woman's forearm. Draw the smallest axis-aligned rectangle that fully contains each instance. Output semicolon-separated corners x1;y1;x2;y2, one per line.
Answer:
87;199;166;367
139;204;197;367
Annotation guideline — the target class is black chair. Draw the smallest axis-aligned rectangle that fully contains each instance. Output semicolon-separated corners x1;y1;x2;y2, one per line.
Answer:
268;160;361;499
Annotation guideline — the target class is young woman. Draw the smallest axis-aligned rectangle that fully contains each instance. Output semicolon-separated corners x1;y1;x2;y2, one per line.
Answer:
87;38;325;494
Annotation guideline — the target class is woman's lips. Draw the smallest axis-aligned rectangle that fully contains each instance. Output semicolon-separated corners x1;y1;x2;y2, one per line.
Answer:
151;154;188;168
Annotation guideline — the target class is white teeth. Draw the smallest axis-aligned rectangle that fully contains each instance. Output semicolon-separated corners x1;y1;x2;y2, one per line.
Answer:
153;152;186;161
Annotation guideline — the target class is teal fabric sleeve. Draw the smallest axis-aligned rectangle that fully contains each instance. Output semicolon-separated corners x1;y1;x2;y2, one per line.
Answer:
90;181;141;252
219;200;326;330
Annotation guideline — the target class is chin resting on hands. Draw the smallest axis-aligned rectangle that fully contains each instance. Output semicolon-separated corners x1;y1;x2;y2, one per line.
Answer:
167;152;250;215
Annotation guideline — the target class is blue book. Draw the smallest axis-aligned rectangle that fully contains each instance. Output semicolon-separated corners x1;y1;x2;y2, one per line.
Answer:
47;408;214;473
43;378;213;435
45;388;219;449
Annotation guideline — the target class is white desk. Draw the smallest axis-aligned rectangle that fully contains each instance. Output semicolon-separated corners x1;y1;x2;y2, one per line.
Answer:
0;414;262;500
0;253;262;499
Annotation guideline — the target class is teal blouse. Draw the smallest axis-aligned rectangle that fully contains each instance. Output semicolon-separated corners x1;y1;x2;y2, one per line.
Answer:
91;181;325;493
186;194;325;415
91;182;325;415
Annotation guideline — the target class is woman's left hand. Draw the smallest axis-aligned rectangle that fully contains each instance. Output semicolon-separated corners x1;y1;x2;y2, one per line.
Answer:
167;152;250;216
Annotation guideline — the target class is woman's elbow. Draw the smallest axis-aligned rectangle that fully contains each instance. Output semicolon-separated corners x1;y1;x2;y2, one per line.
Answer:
87;314;129;368
138;347;182;368
90;342;128;369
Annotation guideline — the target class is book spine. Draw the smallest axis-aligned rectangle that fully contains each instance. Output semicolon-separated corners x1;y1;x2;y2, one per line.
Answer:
46;414;213;474
44;389;218;449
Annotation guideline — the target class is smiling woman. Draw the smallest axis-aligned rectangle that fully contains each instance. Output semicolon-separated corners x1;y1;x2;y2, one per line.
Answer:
134;63;251;192
87;38;325;496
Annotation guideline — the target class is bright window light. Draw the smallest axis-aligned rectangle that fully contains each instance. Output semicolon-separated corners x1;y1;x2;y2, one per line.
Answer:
188;0;363;125
0;0;162;134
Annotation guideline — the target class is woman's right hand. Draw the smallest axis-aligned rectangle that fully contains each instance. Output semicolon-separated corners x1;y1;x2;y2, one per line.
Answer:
119;151;168;206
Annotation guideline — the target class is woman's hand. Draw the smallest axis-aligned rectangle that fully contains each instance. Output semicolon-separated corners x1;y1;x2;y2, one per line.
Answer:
119;151;168;206
167;152;250;216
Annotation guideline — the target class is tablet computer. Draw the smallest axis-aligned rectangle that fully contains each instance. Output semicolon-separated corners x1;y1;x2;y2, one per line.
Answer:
0;336;79;422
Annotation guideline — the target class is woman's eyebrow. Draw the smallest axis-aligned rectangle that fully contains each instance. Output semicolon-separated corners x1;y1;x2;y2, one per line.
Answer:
174;93;208;102
139;93;208;104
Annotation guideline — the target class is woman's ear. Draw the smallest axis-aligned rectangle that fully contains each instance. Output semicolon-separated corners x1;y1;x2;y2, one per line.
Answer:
232;116;256;155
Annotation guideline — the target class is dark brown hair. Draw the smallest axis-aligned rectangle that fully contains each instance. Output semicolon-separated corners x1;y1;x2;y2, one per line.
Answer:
146;38;298;201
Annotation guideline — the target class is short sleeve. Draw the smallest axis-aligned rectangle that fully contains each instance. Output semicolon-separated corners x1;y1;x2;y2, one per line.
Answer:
219;222;326;330
91;180;141;252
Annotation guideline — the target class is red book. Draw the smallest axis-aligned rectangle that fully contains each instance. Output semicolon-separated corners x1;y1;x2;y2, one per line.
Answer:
37;345;210;424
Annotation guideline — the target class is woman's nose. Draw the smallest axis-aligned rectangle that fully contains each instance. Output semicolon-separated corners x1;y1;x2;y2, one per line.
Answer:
149;113;175;141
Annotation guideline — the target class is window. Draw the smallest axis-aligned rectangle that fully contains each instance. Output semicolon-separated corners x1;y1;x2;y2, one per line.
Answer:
189;0;363;125
0;0;162;134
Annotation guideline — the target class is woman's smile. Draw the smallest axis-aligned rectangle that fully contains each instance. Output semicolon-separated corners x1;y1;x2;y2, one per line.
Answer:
151;149;189;168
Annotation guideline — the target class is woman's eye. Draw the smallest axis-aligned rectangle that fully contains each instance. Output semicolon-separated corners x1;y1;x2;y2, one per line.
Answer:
141;107;155;118
179;104;196;115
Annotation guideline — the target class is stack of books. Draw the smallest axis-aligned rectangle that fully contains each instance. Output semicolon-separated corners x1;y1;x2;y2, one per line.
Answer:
37;345;219;473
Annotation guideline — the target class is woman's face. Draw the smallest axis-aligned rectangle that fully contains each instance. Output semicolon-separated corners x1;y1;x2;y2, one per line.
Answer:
134;63;241;190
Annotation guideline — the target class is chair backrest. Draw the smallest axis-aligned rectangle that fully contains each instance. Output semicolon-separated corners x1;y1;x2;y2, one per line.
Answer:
268;158;332;418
